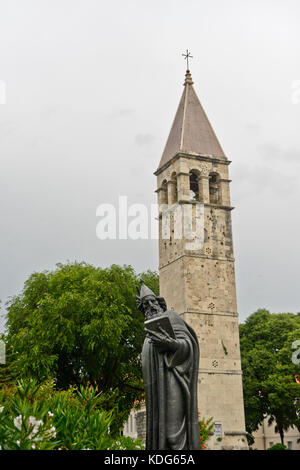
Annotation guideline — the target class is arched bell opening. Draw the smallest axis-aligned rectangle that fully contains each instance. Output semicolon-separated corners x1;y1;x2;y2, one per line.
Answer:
161;179;168;205
209;173;220;204
189;170;201;201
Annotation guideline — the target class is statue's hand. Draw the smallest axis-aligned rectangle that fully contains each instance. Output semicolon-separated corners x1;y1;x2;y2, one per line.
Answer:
145;326;179;353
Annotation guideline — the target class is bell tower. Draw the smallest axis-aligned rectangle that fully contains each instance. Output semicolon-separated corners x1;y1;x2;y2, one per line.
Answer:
155;69;248;450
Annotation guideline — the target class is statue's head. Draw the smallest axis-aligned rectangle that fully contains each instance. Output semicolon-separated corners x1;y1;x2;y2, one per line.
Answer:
136;280;167;320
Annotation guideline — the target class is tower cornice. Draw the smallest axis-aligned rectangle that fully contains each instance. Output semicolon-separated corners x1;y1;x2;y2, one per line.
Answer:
154;152;231;176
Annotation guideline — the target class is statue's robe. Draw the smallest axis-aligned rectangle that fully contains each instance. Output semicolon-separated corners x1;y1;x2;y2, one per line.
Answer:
142;310;201;450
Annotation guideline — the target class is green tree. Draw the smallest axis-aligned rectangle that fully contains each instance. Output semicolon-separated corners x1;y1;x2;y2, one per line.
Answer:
240;309;300;445
1;262;159;429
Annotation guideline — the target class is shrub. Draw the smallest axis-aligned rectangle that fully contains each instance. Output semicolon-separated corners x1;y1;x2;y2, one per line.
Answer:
267;443;288;450
0;379;144;450
198;414;214;450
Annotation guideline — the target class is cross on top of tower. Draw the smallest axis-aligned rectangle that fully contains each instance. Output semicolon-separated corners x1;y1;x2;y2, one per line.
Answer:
182;49;193;71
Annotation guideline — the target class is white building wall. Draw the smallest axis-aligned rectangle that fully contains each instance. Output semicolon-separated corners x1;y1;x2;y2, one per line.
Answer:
252;416;300;450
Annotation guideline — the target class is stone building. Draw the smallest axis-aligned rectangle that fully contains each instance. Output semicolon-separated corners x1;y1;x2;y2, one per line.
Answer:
123;408;145;442
124;68;248;450
252;417;300;450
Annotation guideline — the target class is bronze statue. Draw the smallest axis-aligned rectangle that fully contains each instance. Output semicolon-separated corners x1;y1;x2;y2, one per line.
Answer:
137;281;201;450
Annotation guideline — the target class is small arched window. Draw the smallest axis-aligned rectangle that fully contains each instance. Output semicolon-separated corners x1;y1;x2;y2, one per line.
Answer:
189;171;199;201
161;179;168;204
209;173;220;204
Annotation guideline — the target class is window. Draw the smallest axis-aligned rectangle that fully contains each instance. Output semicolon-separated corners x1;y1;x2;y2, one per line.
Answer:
161;180;168;204
287;441;293;450
209;173;220;204
189;171;199;200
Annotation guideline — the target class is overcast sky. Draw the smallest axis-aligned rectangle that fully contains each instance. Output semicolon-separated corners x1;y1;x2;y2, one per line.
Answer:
0;0;299;332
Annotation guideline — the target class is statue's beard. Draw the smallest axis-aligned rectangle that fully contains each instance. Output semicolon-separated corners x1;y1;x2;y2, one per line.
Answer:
144;304;163;321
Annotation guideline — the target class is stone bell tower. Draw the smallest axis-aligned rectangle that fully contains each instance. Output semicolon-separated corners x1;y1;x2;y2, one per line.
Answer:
154;69;248;450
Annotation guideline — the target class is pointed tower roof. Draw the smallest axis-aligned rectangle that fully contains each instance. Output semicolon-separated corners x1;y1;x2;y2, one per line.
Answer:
157;70;226;171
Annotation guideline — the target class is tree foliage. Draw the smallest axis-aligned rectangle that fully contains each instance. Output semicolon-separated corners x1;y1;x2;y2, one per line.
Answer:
1;262;159;428
239;309;300;445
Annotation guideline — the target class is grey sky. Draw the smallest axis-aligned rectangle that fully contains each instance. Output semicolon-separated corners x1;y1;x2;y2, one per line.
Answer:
0;0;299;332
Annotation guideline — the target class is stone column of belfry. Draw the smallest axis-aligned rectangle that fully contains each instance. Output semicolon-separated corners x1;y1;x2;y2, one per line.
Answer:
154;69;248;450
